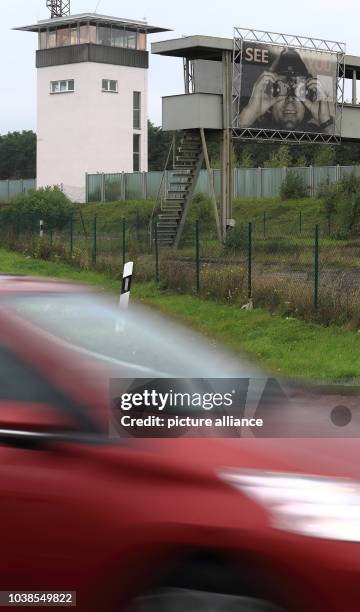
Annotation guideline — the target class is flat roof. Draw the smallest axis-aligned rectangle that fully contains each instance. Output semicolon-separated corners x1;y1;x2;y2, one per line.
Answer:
152;35;360;69
14;13;171;34
152;35;232;61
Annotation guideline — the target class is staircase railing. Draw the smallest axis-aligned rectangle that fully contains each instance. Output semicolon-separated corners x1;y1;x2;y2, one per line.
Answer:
149;134;175;248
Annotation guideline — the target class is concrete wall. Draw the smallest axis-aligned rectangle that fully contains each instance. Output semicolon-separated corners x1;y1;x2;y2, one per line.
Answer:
193;60;223;95
37;62;148;202
162;93;222;131
341;105;360;140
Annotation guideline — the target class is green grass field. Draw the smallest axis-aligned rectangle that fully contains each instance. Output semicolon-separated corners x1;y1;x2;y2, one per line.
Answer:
0;248;359;383
76;196;329;238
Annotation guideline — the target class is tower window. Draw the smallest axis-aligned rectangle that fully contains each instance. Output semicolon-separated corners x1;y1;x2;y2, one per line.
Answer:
70;25;78;45
133;134;141;172
57;26;70;47
50;80;75;94
48;29;57;48
102;79;118;93
98;25;112;46
133;92;141;130
39;30;47;49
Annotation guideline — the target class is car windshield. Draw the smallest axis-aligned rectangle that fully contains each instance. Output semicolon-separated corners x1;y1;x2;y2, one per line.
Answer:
6;293;257;379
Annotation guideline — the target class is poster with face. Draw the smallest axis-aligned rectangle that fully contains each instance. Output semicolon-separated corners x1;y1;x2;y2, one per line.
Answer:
237;43;338;134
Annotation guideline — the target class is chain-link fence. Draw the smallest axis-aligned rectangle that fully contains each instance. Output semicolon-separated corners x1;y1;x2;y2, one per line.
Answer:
2;210;360;326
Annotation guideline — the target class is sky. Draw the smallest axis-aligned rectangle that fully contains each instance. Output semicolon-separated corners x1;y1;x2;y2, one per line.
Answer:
1;0;359;134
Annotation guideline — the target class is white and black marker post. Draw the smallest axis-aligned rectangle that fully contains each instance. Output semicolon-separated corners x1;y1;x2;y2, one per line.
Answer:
39;219;44;238
120;261;134;310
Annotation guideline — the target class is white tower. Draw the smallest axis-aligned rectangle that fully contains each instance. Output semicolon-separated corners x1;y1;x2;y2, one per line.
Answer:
15;12;169;202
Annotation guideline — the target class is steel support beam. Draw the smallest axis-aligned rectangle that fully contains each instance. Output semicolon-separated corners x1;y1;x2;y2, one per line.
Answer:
353;69;357;105
221;50;233;241
200;128;221;241
183;59;194;94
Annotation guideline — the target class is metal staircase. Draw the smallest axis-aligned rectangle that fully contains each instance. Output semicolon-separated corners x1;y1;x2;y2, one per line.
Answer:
157;130;204;248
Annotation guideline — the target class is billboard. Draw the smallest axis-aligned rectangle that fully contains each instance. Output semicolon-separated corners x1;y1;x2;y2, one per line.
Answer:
234;37;342;139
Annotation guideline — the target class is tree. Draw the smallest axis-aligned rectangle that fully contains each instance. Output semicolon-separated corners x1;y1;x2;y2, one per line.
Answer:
147;121;172;171
0;131;36;179
233;141;279;167
264;145;292;168
313;145;336;167
237;148;254;168
295;155;307;167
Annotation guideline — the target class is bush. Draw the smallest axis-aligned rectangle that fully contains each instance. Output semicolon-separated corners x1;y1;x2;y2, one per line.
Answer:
317;182;338;219
338;172;360;196
280;171;308;200
224;223;246;250
0;186;74;231
183;193;215;240
191;193;214;225
318;172;360;235
264;145;292;168
342;193;360;233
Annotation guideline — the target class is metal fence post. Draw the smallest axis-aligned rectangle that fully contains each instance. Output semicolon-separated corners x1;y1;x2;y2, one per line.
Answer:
93;214;97;267
257;168;262;199
309;165;314;197
336;164;341;183
195;220;200;293
122;217;126;268
123;173;127;201
101;173;106;203
79;210;88;238
155;221;159;284
143;172;147;200
299;210;302;235
70;215;73;256
314;224;320;312
248;222;253;299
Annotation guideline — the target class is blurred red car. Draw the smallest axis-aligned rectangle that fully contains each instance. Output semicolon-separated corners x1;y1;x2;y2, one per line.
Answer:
0;276;358;612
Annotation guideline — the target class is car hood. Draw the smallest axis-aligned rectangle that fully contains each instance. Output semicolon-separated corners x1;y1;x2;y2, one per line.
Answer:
138;438;360;482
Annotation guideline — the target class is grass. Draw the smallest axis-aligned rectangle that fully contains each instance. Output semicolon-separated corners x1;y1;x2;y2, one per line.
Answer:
76;196;330;238
74;200;154;234
0;248;119;292
233;196;325;234
134;284;360;383
0;248;360;383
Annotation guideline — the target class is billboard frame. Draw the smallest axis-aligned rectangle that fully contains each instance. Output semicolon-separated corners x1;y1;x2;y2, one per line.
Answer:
232;28;346;144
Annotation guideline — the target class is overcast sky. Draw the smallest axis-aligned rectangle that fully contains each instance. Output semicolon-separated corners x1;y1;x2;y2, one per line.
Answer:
1;0;359;134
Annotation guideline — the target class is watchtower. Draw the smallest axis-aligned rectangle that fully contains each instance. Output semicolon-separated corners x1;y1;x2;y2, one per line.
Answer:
15;12;169;201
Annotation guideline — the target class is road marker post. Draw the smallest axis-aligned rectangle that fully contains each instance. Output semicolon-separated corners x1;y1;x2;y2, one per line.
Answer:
120;261;134;310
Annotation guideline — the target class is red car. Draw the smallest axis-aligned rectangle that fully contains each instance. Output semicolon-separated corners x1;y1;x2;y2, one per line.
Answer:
0;275;358;612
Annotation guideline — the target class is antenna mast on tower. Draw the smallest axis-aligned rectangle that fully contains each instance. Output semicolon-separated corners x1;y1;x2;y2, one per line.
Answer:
46;1;71;18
